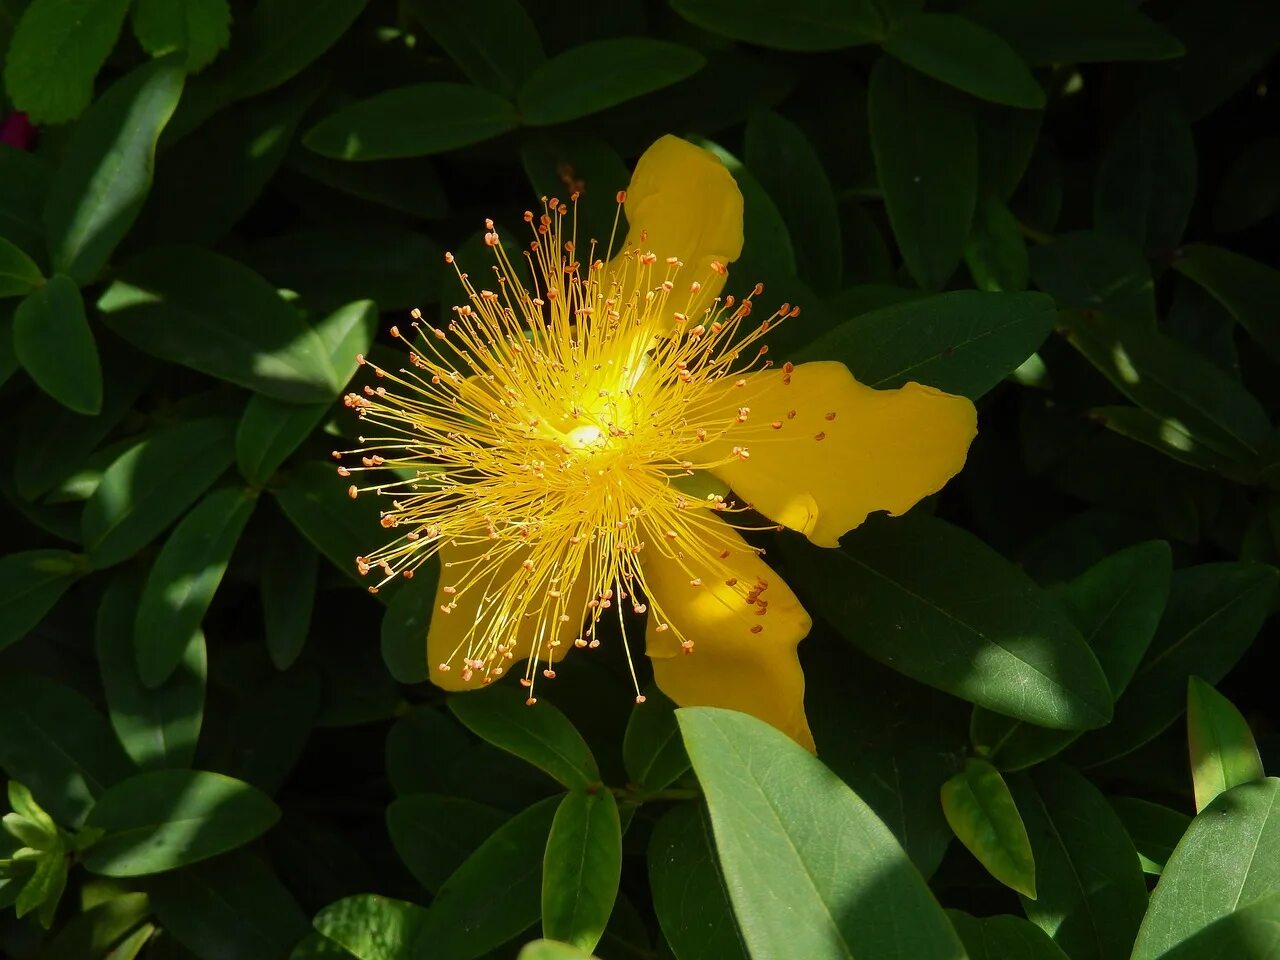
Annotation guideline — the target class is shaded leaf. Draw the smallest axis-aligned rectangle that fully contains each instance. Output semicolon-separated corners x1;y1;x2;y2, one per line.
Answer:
1108;796;1190;876
131;0;230;72
1174;243;1280;368
960;0;1183;64
405;0;544;100
964;195;1029;293
947;912;1070;960
386;794;508;895
1029;230;1155;327
0;234;43;298
262;525;318;670
0;549;82;652
273;460;384;587
13;273;101;414
222;0;366;100
671;0;884;51
622;687;690;793
379;560;439;684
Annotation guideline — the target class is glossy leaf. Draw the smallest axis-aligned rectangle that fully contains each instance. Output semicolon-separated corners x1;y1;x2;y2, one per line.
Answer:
648;802;747;960
1145;890;1280;959
542;790;621;952
1132;778;1280;959
1174;243;1280;367
670;0;884;51
449;687;600;790
623;687;690;792
43;57;184;283
1108;797;1190;876
869;57;977;291
83;769;280;876
1010;763;1147;960
884;13;1044;108
1029;230;1155;327
134;487;255;687
81;417;237;569
0;549;82;652
679;707;966;960
131;0;230;72
947;912;1071;960
97;572;206;770
304;83;518;161
13;273;101;414
98;245;339;403
0;234;42;297
1187;677;1264;813
313;895;429;960
782;514;1113;730
941;758;1036;897
386;794;508;894
405;0;544;99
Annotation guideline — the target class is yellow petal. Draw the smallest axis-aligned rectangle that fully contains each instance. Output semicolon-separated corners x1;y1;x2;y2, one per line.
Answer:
426;537;584;693
608;134;744;308
643;525;815;750
705;361;977;547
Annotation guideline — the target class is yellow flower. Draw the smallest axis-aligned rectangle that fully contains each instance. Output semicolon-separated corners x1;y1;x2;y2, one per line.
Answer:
337;135;976;750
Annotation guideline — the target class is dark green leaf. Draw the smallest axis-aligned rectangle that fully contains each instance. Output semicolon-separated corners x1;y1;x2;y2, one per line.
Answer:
0;234;42;297
135;487;255;687
679;708;965;959
0;673;134;825
97;571;206;770
1187;677;1264;812
947;912;1071;960
304;83;518;161
869;57;977;291
1213;137;1280;233
1070;563;1276;767
313;895;429;960
1030;230;1155;327
0;146;48;260
884;14;1044;108
964;195;1029;292
386;794;508;894
405;0;544;99
131;0;230;72
519;133;632;257
0;549;82;652
2;0;131;122
1108;796;1190;876
1173;244;1280;368
273;460;384;586
13;274;101;414
214;666;321;796
150;852;310;960
941;758;1036;897
1131;778;1280;959
43;57;184;283
542;790;621;952
98;244;339;403
385;706;470;798
781;514;1113;730
287;148;449;220
649;803;747;960
799;289;1054;399
222;0;366;100
449;686;600;790
975;102;1042;203
671;0;884;51
262;525;318;670
35;891;151;959
380;560;439;684
81;417;237;569
84;769;280;876
959;0;1183;64
622;687;689;792
1011;763;1147;960
519;39;704;126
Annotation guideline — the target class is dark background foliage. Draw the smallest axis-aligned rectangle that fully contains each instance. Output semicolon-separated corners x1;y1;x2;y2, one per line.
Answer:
1;1;1279;958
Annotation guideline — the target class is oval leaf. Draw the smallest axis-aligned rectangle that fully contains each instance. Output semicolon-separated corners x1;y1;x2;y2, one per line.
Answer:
947;912;1070;960
380;560;439;684
1187;677;1264;813
1108;797;1190;876
679;707;966;960
387;794;508;894
313;895;430;960
222;0;366;100
262;525;318;671
941;758;1036;898
131;0;231;72
83;769;280;876
13;274;102;414
671;0;884;51
272;460;385;587
623;687;690;793
0;235;43;298
0;549;82;653
404;0;544;100
1173;243;1280;367
542;790;621;953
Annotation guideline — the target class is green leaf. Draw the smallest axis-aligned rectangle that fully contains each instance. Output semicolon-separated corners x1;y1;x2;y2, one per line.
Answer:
134;487;254;687
97;571;206;770
798;289;1054;399
1060;309;1271;466
1187;677;1264;813
98;245;340;403
35;891;151;959
43;57;184;283
964;195;1029;292
959;0;1183;65
304;83;518;161
1147;890;1280;959
261;526;318;670
744;109;841;293
215;666;321;796
385;706;470;798
670;0;884;51
622;687;690;792
13;274;101;414
150;852;310;960
941;758;1036;898
542;790;621;952
405;0;544;100
518;39;704;126
1173;244;1280;368
679;708;965;959
1132;778;1280;959
869;57;977;291
1213;137;1280;233
0;234;43;297
1069;562;1277;767
273;460;385;586
1108;797;1190;876
379;560;439;684
519;942;599;960
884;13;1044;108
131;0;230;72
386;795;508;894
2;0;131;122
416;795;561;956
781;514;1112;730
947;912;1071;960
0;549;82;652
222;0;366;100
519;133;630;262
15;837;68;926
1010;763;1148;960
1029;230;1155;327
649;803;747;960
313;895;429;960
83;769;280;876
0;673;134;825
81;417;237;569
1094;96;1197;255
972;541;1172;771
449;686;600;790
975;101;1042;203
